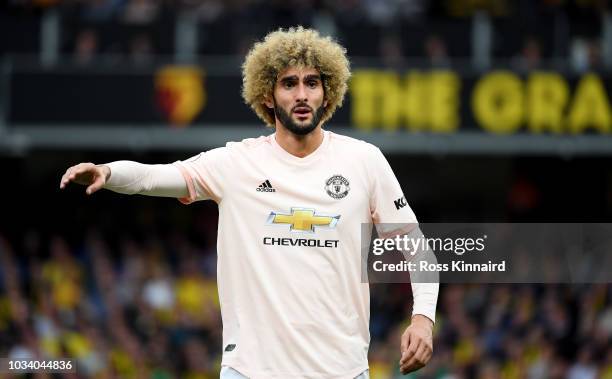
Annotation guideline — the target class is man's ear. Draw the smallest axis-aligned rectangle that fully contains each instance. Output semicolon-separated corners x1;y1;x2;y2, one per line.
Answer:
323;99;328;108
264;95;274;109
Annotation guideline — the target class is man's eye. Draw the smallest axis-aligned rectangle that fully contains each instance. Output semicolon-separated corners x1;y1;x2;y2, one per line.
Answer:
307;81;318;88
284;82;295;88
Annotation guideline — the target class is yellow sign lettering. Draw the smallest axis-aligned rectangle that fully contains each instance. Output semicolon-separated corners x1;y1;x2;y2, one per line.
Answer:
350;70;384;131
350;70;459;132
429;71;460;132
567;73;611;134
403;71;429;131
378;72;404;131
472;71;523;134
526;72;568;133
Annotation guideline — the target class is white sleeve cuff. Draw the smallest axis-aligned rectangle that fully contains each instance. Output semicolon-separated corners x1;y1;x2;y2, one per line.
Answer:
411;282;439;323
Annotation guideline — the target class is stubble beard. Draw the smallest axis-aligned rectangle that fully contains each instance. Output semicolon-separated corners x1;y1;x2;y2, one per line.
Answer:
274;103;325;136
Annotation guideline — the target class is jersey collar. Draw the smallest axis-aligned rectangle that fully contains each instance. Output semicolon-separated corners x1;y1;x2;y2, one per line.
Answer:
270;129;330;165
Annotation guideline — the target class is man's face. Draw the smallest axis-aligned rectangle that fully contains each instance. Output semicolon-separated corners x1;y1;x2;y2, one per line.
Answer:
265;67;327;136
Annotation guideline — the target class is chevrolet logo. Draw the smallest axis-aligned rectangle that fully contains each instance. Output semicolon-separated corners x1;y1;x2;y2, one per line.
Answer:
267;208;340;233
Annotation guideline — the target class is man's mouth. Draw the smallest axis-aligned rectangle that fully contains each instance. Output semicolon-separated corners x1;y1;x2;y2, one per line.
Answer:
292;106;312;116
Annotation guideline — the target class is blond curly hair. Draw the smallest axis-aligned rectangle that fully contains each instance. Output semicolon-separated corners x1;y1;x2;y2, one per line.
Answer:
242;26;351;127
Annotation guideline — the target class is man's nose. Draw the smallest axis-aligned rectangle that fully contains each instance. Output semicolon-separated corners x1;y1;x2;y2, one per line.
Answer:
295;83;308;102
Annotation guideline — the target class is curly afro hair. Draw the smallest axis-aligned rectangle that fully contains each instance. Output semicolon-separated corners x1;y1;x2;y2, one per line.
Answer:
242;26;351;128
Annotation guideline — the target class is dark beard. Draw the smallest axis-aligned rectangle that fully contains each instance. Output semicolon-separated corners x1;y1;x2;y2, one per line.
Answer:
274;103;325;136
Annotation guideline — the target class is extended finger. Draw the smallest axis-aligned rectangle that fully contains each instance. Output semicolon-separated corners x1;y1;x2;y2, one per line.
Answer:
402;342;430;373
60;167;74;188
400;330;410;354
400;334;420;365
413;343;429;366
400;359;419;375
401;360;424;375
401;346;425;373
423;347;433;364
86;177;105;195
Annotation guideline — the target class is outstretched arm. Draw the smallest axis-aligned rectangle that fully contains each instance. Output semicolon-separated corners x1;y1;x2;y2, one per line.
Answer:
59;161;188;198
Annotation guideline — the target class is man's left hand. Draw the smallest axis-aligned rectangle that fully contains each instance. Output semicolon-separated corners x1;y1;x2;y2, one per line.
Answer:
399;314;433;374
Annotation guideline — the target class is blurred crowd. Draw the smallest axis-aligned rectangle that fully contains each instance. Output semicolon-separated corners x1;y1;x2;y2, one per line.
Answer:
1;226;611;379
1;0;610;70
0;230;221;379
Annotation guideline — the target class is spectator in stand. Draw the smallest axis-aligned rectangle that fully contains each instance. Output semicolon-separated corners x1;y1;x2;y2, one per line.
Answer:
128;33;154;64
571;38;603;72
380;34;405;70
74;28;98;64
512;36;542;72
425;34;450;68
121;0;160;24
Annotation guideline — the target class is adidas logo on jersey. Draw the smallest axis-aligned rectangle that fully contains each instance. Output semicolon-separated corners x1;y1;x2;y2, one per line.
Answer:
256;180;276;192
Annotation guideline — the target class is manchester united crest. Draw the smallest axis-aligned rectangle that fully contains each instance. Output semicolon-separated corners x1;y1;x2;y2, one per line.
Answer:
325;175;350;199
